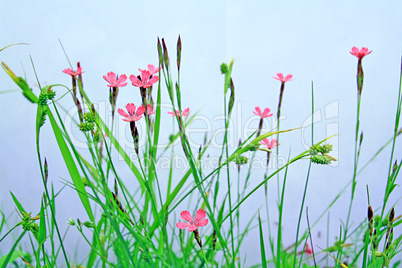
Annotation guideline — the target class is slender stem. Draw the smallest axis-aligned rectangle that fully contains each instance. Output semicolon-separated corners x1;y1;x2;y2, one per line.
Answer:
223;90;236;263
276;151;291;268
344;94;361;241
294;81;314;267
381;58;402;218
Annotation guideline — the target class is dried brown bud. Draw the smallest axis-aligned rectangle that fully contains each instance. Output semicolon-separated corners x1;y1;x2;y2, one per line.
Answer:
75;98;83;122
91;103;96;115
368;206;373;221
389;207;395;223
212;229;217;250
372;229;378;250
193;229;202;248
368;205;374;236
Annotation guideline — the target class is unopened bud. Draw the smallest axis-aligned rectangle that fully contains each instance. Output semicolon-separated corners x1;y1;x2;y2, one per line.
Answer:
177;35;182;71
83;221;95;229
67;218;75;226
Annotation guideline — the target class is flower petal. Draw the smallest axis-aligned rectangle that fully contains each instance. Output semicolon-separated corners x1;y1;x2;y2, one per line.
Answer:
117;108;128;118
180;210;192;222
141;71;151;82
253;106;261;116
136;105;146;116
131;115;143;121
284;74;293;82
262;108;272;117
148;64;159;75
187;224;198;232
176;222;189;229
75;67;83;75
182;107;190;116
260;138;269;147
274;73;284;81
194;209;206;221
125;103;136;115
196;218;208;227
116;74;128;87
62;68;74;76
146;75;159;87
129;75;142;87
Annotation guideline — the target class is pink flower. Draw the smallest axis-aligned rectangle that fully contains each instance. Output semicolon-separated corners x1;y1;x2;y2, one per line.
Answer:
253;107;273;118
167;107;190;118
139;64;159;76
273;73;293;83
260;138;279;149
176;209;209;232
103;72;127;87
62;67;84;77
350;46;372;60
146;104;155;116
305;243;313;255
117;103;145;122
129;69;159;89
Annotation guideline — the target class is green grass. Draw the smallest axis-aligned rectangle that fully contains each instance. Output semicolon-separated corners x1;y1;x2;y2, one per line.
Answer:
0;39;401;268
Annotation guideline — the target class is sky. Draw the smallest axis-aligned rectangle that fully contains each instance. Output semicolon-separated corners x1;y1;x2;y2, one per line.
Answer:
1;0;401;266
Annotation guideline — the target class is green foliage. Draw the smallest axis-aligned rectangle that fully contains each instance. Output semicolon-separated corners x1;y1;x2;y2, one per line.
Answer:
309;143;334;165
233;154;248;165
0;38;401;268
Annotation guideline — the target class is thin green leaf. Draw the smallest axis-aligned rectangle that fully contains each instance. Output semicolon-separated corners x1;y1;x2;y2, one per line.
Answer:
9;191;26;213
258;212;267;268
0;43;29;52
47;109;94;221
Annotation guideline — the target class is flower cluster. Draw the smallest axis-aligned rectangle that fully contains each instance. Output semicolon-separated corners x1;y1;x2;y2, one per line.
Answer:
309;144;336;165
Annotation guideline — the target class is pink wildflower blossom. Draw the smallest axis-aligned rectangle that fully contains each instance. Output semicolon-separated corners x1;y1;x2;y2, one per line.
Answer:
305;243;313;255
62;67;84;77
103;72;127;87
176;209;208;232
260;138;279;150
117;103;145;122
146;104;155;116
273;73;293;83
129;68;159;89
350;46;372;60
139;64;159;76
168;107;190;118
253;107;273;118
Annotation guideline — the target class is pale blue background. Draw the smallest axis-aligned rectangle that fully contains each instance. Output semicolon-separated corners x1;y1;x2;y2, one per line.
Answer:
1;0;401;266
